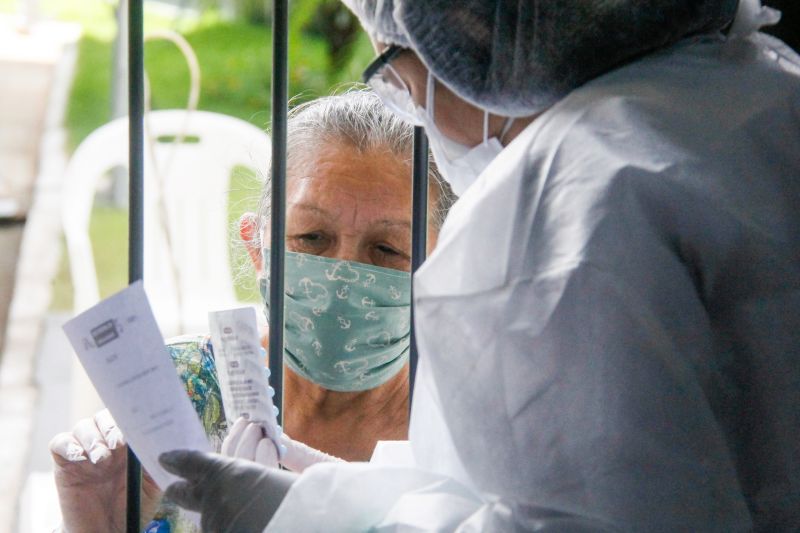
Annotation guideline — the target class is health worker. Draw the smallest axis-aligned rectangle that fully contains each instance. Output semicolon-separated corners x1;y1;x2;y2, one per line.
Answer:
160;0;800;531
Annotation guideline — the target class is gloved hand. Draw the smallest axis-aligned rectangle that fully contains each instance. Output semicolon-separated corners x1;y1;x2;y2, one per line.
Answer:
49;409;161;533
159;450;297;533
221;416;345;472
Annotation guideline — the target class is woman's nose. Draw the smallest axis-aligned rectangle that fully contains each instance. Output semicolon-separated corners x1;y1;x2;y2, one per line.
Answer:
330;239;369;265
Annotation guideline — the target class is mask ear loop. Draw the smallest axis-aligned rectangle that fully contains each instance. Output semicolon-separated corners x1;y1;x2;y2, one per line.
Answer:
484;113;515;146
384;63;421;126
499;116;515;145
426;70;436;126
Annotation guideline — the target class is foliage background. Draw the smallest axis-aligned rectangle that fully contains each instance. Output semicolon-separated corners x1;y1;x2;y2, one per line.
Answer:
1;0;374;309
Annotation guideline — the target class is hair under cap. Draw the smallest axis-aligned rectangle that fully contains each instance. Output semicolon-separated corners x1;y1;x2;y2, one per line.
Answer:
343;0;740;117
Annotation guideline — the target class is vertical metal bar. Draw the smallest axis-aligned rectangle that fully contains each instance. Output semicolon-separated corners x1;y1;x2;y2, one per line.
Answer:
127;0;143;531
408;127;429;408
268;0;288;425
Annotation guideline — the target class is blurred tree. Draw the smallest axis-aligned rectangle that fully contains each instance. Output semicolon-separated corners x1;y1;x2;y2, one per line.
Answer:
203;0;370;87
194;0;270;25
290;0;368;87
306;0;361;73
231;0;271;25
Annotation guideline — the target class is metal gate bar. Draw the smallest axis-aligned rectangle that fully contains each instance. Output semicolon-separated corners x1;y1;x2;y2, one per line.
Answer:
409;127;429;406
126;0;144;530
268;0;289;425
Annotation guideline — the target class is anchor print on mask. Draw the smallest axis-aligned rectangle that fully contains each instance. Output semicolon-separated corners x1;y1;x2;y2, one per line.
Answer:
388;285;401;300
298;278;328;316
364;310;380;321
289;311;315;332
343;338;359;352
367;331;392;348
363;273;377;288
336;285;350;300
325;261;360;283
298;278;328;302
311;339;323;357
333;357;370;379
337;316;351;329
361;296;375;308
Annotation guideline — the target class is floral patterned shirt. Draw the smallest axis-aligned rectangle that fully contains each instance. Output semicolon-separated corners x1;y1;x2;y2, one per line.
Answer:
143;334;228;533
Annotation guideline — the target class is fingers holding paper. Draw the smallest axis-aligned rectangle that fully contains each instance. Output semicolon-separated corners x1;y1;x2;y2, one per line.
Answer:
49;409;160;533
221;416;345;472
50;408;124;466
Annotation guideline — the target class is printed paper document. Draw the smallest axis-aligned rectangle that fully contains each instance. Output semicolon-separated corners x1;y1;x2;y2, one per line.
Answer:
63;281;211;489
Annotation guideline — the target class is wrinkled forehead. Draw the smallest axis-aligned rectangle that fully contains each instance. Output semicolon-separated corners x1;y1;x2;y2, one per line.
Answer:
287;173;405;210
259;132;407;240
285;141;412;218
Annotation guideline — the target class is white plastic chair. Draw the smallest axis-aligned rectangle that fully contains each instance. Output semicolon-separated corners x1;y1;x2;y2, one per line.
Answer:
62;110;269;420
61;109;270;335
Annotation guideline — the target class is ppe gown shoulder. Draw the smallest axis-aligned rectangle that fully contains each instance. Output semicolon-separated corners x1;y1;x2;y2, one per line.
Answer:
270;33;800;532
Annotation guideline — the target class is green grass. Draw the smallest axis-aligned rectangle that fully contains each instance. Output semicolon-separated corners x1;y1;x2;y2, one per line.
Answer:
65;34;114;151
158;23;272;125
64;10;368;150
65;16;276;150
50;206;128;310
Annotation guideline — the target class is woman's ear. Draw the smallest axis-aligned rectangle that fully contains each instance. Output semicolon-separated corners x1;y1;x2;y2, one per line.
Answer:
239;212;263;272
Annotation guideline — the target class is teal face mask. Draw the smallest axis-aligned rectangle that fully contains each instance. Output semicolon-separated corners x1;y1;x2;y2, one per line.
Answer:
260;250;411;392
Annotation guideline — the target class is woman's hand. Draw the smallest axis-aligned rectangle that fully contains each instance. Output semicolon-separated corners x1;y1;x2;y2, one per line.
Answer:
49;409;161;533
221;416;345;472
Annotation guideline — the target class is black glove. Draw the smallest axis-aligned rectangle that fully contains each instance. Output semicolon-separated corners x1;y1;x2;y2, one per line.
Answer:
160;450;297;533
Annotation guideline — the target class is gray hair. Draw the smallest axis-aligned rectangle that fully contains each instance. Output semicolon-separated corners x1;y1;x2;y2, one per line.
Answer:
256;88;455;246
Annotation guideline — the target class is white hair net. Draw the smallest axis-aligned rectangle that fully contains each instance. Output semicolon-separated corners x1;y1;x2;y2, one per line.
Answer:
344;0;740;116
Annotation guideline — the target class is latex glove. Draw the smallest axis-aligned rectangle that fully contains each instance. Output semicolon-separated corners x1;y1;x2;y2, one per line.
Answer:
49;409;161;533
221;416;345;472
160;450;297;533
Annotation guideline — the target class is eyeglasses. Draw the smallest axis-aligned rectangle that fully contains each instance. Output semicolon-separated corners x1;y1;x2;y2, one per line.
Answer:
361;45;422;126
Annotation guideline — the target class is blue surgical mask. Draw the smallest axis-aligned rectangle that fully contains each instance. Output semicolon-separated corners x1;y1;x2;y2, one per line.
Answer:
260;250;411;392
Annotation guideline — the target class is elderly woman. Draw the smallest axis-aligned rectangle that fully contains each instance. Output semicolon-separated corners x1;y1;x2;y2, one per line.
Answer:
48;89;454;532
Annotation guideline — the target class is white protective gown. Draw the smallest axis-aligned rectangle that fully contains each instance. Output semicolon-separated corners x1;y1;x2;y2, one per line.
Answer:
267;18;800;533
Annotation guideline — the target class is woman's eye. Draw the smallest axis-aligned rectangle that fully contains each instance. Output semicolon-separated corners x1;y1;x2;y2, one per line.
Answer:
376;244;411;263
376;244;400;256
287;232;329;252
298;233;323;242
373;243;411;271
